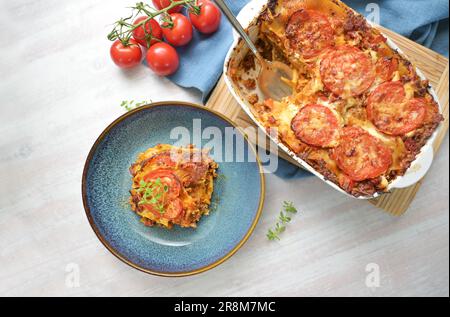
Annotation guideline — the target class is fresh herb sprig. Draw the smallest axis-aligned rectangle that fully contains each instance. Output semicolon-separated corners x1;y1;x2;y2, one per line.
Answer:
136;178;169;215
120;100;151;111
267;201;298;241
108;1;200;47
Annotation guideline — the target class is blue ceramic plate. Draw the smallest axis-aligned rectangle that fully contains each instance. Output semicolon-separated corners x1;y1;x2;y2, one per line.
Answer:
82;102;265;277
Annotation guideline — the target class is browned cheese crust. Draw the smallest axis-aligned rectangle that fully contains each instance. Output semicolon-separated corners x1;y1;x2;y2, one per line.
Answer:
229;0;443;197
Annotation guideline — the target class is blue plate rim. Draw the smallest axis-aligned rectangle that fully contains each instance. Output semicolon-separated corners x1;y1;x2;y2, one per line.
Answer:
81;101;265;277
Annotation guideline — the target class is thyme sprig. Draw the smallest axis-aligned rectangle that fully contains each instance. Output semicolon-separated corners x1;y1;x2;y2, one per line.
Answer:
136;178;169;215
267;201;298;241
120;100;151;111
107;1;200;47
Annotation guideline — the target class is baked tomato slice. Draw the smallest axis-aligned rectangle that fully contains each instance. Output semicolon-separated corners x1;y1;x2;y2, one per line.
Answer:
141;203;163;219
332;127;392;181
285;9;335;59
144;169;181;198
320;46;375;97
375;56;398;82
141;198;183;221
366;82;426;136
147;152;177;168
162;198;184;220
367;81;405;105
291;104;341;148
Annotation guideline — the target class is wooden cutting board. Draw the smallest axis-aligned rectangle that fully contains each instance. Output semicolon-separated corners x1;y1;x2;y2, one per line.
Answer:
205;26;449;216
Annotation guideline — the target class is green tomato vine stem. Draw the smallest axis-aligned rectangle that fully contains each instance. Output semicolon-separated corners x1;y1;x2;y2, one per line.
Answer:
107;0;200;47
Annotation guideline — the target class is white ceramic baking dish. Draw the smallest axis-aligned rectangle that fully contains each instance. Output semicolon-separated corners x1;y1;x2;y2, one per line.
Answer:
223;0;443;199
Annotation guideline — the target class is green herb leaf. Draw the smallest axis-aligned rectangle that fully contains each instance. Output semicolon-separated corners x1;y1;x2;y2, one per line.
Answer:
136;177;168;214
284;201;298;214
120;100;151;112
267;201;299;241
267;229;280;241
279;212;291;224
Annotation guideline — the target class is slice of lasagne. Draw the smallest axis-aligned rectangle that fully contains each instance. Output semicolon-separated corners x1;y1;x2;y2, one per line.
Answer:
129;144;218;229
230;0;443;197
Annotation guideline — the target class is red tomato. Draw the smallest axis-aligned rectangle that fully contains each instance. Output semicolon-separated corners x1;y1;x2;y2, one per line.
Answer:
332;127;392;181
366;82;427;136
285;9;335;59
291;104;341;148
142;198;183;220
320;46;375;97
110;39;142;69
142;169;184;220
152;0;183;13
132;16;163;48
146;42;180;76
144;169;181;198
147;152;177;168
375;56;398;82
162;13;193;46
367;81;406;106
189;0;221;34
163;198;184;220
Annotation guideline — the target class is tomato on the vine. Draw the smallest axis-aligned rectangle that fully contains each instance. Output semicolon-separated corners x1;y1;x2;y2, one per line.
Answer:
152;0;183;14
110;39;142;68
189;0;221;34
162;13;193;46
146;42;180;76
132;16;163;48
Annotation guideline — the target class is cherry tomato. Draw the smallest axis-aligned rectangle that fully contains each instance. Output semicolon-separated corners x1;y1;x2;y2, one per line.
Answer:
132;16;163;48
152;0;183;14
146;42;180;76
110;39;142;69
162;13;193;46
189;0;221;34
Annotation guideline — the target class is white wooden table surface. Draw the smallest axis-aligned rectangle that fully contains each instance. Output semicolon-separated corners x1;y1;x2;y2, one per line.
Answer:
0;0;448;297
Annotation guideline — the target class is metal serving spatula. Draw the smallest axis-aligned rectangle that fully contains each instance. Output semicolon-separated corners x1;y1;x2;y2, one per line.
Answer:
215;0;293;101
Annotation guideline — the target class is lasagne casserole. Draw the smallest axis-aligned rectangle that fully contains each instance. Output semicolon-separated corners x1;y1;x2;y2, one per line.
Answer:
129;144;218;228
229;0;443;197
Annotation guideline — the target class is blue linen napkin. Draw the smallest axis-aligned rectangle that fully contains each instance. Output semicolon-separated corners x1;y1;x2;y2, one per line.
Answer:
344;0;449;56
160;0;449;178
166;1;248;100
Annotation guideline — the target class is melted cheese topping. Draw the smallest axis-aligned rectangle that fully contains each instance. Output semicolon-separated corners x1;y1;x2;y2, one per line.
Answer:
234;0;441;196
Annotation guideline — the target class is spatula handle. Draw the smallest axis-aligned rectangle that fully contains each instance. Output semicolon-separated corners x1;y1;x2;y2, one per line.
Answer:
214;0;259;57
